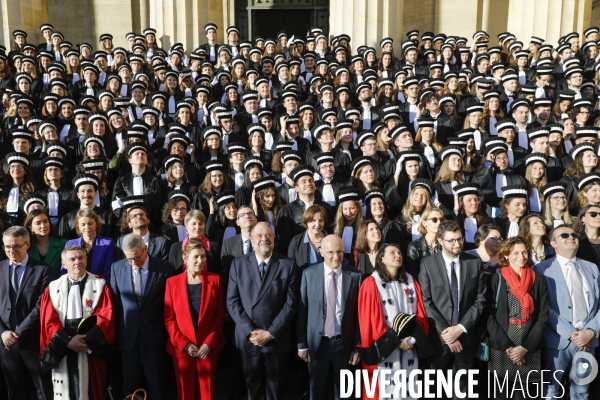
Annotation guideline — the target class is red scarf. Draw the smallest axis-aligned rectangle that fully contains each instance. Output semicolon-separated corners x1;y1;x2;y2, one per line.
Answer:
500;265;536;320
181;236;210;270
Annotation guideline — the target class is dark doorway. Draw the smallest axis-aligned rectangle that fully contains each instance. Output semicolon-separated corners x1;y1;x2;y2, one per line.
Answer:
252;9;312;39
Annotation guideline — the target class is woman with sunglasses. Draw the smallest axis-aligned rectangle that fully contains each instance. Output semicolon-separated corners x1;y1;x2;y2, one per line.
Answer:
518;215;555;265
541;182;573;230
405;207;443;280
572;205;600;265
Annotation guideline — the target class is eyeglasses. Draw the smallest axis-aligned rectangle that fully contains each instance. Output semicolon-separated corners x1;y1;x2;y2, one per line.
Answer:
238;211;255;219
442;237;465;245
553;232;580;240
487;236;503;243
3;244;26;251
173;207;188;213
587;212;600;218
129;213;146;220
551;196;567;201
362;143;377;147
126;249;146;263
9;165;24;170
426;217;445;223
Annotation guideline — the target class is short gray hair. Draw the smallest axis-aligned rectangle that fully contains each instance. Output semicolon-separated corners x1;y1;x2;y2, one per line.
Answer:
250;221;272;238
3;226;30;243
122;233;147;252
61;245;86;261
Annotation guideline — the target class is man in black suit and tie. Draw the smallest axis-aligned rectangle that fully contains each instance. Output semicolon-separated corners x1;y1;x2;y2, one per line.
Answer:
220;205;258;290
297;235;362;400
110;234;174;400
113;202;171;261
418;220;487;399
0;226;52;399
227;222;298;400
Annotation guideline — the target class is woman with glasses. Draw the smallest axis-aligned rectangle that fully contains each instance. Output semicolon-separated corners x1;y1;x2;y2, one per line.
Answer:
464;225;502;279
497;185;529;239
487;237;548;400
287;205;327;272
451;183;494;250
572;205;600;265
541;182;573;229
193;160;229;218
571;102;592;128
160;190;191;244
64;209;114;281
406;207;443;279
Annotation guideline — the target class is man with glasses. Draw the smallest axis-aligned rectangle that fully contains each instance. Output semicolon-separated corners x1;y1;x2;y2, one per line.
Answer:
227;222;298;400
114;198;171;261
414;90;457;147
534;226;600;400
109;233;174;400
0;226;51;399
419;220;487;398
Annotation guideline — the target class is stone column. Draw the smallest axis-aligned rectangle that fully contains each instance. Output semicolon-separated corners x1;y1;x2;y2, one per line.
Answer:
1;0;49;48
329;0;404;56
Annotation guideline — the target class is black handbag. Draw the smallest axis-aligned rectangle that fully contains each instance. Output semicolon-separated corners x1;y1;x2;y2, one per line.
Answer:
476;274;502;362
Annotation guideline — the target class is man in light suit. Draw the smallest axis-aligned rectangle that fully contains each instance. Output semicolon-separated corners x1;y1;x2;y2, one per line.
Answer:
297;235;362;400
227;222;298;400
534;225;600;400
0;227;52;399
110;233;174;400
419;220;487;399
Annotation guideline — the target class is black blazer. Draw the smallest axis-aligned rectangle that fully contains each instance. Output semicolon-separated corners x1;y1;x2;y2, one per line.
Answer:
405;236;440;280
0;258;52;351
487;271;549;352
418;252;487;350
220;233;246;295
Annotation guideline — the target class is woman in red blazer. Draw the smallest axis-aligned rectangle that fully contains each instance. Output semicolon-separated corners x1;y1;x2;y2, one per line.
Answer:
164;238;225;400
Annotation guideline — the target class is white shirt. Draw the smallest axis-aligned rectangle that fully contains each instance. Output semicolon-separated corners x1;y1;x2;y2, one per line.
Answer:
518;128;528;149
473;129;482;150
507;221;519;238
535;87;546;99
7;188;19;213
408;102;417;123
556;255;591;329
411;214;421;241
423;146;436;169
132;175;144;196
321;180;336;206
47;192;59;216
323;264;343;336
441;254;468;333
362;107;371;130
141;231;150;245
495;173;507;198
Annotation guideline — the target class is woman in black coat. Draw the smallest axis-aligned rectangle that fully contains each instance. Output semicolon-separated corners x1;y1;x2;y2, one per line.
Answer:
487;237;549;399
287;204;327;272
405;207;443;280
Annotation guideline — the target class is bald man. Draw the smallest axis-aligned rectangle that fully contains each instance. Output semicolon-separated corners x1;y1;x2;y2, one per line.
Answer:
296;235;362;400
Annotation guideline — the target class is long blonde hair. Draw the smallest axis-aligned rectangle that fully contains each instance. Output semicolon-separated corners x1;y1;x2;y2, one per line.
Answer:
402;187;432;231
434;156;465;184
415;127;442;151
542;196;573;227
333;200;363;237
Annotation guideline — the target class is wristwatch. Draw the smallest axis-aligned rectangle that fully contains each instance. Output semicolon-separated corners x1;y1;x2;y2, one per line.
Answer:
587;328;599;339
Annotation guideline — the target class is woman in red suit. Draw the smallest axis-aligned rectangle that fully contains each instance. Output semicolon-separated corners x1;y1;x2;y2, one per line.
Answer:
164;238;225;400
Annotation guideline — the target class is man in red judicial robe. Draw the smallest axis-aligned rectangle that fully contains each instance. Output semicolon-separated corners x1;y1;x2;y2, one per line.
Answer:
40;245;115;400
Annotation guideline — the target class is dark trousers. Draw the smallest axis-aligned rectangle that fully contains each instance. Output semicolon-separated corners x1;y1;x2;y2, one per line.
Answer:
0;344;46;400
121;333;165;400
308;336;346;400
240;350;288;400
428;346;476;400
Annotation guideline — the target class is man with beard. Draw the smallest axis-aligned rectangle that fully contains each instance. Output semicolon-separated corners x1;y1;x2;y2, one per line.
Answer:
113;197;171;260
227;222;298;400
58;174;117;239
511;99;531;150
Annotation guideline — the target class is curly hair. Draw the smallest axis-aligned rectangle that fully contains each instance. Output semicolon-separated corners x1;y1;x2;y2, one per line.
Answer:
255;187;282;223
497;236;531;267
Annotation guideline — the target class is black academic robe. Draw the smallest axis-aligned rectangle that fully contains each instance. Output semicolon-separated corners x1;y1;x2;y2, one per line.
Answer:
34;186;73;223
276;199;333;254
58;206;117;240
471;163;527;211
112;170;161;217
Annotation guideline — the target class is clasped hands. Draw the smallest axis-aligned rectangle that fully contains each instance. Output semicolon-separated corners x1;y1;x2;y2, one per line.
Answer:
505;346;527;366
1;330;18;350
441;326;464;353
249;329;273;347
184;343;211;358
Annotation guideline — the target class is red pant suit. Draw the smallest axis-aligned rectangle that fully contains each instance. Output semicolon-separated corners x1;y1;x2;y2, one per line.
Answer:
164;270;226;400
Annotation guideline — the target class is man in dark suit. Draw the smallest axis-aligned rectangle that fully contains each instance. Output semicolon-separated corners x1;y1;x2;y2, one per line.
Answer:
113;202;171;261
227;222;298;400
419;220;487;399
110;234;174;400
220;205;258;290
0;226;52;399
297;235;362;400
